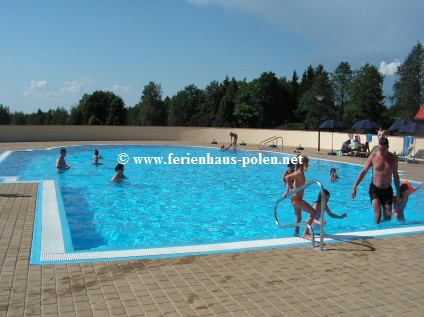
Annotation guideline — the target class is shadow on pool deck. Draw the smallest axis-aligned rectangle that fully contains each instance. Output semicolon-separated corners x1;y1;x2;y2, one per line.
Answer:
1;182;424;316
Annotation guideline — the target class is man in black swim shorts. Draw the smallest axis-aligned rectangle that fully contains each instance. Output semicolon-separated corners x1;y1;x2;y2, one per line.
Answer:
351;138;400;223
369;183;393;205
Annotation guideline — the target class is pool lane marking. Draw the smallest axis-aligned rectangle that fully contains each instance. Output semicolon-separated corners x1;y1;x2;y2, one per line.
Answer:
39;225;424;262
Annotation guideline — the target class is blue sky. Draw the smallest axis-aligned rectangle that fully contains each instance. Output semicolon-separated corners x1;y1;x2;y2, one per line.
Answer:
1;0;423;113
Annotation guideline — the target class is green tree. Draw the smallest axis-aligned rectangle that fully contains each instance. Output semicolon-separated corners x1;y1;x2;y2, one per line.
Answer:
107;98;126;125
213;77;239;127
0;104;11;124
392;42;424;119
233;82;261;128
126;105;141;125
252;72;288;128
51;107;69;125
331;61;354;120
69;104;84;125
11;112;27;125
299;65;316;97
191;80;225;127
287;71;300;122
344;63;386;127
138;82;167;126
88;115;101;125
167;85;204;126
298;70;336;129
27;109;46;125
77;91;126;125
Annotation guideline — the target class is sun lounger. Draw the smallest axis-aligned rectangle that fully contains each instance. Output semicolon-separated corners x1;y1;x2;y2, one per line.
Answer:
352;145;378;158
398;146;414;162
406;149;424;164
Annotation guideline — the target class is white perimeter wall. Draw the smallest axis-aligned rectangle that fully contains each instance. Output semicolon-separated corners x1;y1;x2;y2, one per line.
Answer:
1;125;422;154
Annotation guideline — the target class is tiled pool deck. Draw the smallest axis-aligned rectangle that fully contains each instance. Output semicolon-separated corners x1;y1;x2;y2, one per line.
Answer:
0;141;423;316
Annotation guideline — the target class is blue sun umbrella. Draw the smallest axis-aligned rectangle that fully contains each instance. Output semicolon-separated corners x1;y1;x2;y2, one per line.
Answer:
351;119;379;130
319;119;344;130
319;120;344;155
398;122;424;136
388;120;413;132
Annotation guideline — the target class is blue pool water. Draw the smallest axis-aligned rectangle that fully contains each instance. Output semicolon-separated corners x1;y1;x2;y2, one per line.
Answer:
0;145;423;252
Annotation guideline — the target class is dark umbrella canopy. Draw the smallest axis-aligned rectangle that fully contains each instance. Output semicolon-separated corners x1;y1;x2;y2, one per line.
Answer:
351;119;379;130
319;119;344;130
319;120;344;155
388;120;413;132
398;122;424;136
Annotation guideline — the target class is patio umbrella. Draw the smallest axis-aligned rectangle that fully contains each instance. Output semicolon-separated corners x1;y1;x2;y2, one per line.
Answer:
388;120;413;132
398;122;424;136
398;122;424;162
351;119;379;130
319;120;344;155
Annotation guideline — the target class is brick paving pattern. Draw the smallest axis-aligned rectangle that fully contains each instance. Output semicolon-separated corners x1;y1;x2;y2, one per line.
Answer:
1;183;424;316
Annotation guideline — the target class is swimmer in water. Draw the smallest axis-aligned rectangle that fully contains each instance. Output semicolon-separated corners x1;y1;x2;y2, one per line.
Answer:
111;163;126;182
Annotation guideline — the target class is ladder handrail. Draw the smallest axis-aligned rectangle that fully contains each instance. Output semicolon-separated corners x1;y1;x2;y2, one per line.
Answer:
259;136;284;151
274;179;326;251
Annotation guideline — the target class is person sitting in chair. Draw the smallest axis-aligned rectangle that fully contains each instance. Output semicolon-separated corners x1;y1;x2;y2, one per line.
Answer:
341;140;352;156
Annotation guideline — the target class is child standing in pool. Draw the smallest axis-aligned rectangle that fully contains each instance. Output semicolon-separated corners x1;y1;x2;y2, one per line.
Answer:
329;168;339;181
310;189;346;224
93;149;102;160
283;155;316;238
56;147;70;170
111;163;126;182
282;162;295;186
394;181;423;221
92;149;103;165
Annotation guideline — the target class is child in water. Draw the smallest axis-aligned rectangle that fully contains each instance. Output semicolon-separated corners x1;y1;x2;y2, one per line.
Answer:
282;162;295;186
56;147;70;170
329;168;339;181
283;155;316;238
394;181;423;221
111;163;126;182
311;189;347;225
92;149;103;165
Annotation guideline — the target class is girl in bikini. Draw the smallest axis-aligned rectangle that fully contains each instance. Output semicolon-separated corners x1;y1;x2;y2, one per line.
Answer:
283;155;316;238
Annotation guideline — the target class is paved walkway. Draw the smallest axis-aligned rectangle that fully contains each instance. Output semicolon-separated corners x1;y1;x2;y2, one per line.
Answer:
0;141;423;316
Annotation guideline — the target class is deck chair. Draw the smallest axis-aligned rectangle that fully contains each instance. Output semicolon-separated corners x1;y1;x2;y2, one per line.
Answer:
398;146;414;162
406;149;424;164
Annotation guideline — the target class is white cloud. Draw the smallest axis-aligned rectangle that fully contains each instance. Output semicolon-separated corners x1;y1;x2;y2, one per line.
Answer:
379;60;400;76
60;78;94;94
23;78;94;99
24;80;50;96
112;84;132;93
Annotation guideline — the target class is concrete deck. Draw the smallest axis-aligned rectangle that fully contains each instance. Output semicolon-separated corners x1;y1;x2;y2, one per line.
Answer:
0;141;423;316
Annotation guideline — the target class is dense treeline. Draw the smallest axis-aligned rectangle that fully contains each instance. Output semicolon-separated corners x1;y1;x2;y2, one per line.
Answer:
1;43;422;129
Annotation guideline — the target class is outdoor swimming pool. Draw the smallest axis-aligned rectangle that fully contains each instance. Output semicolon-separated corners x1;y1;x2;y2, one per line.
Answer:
0;145;423;264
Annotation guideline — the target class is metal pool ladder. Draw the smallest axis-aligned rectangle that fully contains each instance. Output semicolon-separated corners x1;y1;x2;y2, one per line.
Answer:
259;136;284;152
274;179;327;251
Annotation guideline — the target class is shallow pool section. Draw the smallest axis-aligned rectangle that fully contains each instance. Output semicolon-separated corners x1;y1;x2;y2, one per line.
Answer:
0;145;423;264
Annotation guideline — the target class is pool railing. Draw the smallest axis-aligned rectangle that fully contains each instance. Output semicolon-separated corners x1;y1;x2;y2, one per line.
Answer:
274;179;327;251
